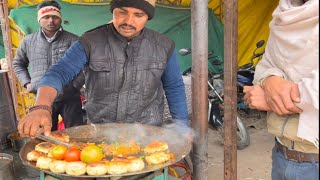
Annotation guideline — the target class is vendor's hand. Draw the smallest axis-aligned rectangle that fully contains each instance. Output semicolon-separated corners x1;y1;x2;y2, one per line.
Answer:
262;76;302;115
243;85;271;111
17;109;52;137
162;121;193;143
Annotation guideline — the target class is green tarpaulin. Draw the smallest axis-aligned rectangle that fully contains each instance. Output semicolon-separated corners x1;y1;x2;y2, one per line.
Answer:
9;0;224;73
0;30;4;58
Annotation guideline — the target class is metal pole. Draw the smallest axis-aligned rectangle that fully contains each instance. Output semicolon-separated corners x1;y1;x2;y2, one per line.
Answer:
224;0;238;179
191;0;208;180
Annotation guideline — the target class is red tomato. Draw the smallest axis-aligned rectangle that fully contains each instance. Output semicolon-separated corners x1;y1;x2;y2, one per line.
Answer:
64;146;81;162
50;145;67;160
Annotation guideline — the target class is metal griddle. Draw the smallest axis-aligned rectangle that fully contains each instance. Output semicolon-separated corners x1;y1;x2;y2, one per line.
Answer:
19;123;192;178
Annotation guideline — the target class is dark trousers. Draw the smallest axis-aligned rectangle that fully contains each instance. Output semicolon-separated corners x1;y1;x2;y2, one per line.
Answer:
51;97;84;131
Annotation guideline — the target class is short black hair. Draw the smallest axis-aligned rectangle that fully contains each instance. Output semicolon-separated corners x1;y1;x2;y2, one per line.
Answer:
37;0;61;11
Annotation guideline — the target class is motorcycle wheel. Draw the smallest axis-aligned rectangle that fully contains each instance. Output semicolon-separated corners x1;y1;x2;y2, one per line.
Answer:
236;116;250;150
216;115;250;150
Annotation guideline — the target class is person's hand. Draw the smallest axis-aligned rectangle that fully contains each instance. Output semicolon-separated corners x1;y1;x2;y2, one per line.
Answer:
262;76;302;115
243;85;271;111
162;121;193;144
26;83;31;93
18;109;52;137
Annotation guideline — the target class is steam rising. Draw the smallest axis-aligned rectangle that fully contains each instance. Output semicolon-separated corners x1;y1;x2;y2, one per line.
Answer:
62;122;193;172
67;122;193;155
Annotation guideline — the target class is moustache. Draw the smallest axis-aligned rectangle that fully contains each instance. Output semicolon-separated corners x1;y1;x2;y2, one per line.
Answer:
119;24;136;30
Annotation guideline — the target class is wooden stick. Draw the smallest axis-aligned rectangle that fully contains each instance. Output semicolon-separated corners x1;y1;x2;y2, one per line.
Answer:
0;0;22;121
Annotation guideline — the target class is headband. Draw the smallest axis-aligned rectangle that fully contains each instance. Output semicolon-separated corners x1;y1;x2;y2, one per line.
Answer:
37;6;61;22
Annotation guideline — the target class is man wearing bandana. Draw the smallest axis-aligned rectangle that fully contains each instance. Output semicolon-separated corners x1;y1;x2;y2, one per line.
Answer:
17;0;189;137
13;0;85;131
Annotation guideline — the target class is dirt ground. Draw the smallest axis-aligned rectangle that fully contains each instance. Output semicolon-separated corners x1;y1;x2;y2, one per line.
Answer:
207;113;274;180
181;76;275;180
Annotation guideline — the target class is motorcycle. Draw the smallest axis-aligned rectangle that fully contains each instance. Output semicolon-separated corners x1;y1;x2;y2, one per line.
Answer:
179;40;265;150
237;40;265;111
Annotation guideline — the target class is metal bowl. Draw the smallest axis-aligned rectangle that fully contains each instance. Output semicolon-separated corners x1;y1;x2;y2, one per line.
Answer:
0;153;15;180
7;132;30;152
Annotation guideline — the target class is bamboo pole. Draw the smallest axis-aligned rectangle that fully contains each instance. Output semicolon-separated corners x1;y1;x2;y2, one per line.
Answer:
220;0;223;20
0;0;21;122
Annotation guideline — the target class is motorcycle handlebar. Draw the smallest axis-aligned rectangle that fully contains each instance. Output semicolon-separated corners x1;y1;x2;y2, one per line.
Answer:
252;51;265;59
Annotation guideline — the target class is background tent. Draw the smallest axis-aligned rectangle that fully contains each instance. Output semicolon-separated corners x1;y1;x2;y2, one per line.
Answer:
1;0;278;119
164;0;278;66
9;1;225;73
1;0;279;66
6;0;225;119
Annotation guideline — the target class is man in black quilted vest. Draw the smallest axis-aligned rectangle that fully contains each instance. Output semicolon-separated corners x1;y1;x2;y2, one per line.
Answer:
13;0;85;131
17;0;189;137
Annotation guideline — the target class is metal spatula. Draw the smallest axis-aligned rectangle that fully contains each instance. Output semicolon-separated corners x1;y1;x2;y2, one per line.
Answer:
36;134;71;148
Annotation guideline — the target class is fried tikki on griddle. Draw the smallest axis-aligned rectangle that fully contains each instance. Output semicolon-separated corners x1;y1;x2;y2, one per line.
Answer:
35;142;56;154
49;160;67;174
111;156;145;173
48;131;70;142
86;161;109;176
143;141;168;154
36;156;53;170
106;160;128;175
68;141;90;150
145;151;170;165
27;150;46;161
99;141;141;157
65;161;87;176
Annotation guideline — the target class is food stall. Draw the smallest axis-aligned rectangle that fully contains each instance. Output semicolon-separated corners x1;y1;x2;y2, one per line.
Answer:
0;0;276;179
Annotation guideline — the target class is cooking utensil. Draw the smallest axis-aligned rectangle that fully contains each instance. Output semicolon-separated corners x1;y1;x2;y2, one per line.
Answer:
0;153;15;180
7;132;30;152
20;123;192;178
35;134;71;148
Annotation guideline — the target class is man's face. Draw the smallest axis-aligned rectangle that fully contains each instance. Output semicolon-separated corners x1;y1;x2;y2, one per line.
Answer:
112;7;149;40
39;15;61;34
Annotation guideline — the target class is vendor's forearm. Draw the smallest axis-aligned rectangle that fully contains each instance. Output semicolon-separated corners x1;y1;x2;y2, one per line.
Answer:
162;51;189;123
35;86;58;106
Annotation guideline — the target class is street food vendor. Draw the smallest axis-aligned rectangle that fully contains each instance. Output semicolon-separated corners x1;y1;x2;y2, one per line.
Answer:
18;0;189;137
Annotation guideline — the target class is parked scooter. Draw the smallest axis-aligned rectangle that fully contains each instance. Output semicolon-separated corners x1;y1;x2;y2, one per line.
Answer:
179;40;265;150
179;49;250;150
